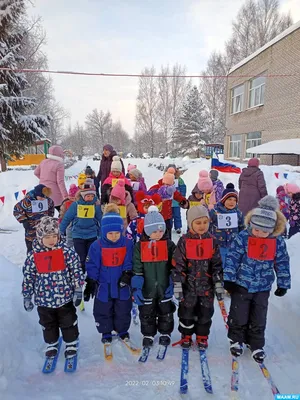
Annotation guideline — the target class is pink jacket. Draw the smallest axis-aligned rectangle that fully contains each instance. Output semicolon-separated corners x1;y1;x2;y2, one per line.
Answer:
34;145;68;206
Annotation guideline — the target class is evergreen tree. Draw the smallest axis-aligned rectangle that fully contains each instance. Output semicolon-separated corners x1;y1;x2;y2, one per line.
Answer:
0;0;50;171
172;86;208;158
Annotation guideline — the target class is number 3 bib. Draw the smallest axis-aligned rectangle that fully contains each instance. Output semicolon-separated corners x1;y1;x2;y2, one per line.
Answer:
217;213;238;229
185;238;213;260
77;204;95;218
34;248;66;273
247;237;276;261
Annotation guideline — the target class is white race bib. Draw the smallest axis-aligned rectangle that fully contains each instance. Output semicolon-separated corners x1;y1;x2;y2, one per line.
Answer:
217;213;238;229
32;199;48;213
131;181;140;191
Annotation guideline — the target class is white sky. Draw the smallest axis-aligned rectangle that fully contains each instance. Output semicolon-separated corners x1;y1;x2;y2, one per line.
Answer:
29;0;300;136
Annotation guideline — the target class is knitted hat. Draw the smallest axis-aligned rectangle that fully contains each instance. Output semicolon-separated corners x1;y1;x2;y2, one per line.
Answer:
248;158;260;168
78;172;86;187
68;184;78;198
187;205;209;230
166;164;176;171
101;204;124;237
34;184;48;198
129;168;142;180
221;183;238;204
250;195;279;233
144;206;166;237
85;166;94;176
162;167;175;185
127;164;137;173
284;183;300;195
111;156;122;172
36;216;59;245
110;180;126;202
103;144;113;153
80;178;96;198
209;169;219;182
276;185;284;195
197;170;213;193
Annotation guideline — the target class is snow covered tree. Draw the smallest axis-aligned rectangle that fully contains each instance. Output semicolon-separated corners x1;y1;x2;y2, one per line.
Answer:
172;86;208;158
0;0;50;171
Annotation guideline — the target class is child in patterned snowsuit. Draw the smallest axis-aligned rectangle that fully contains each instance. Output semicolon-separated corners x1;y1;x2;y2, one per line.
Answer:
224;196;291;363
22;216;84;358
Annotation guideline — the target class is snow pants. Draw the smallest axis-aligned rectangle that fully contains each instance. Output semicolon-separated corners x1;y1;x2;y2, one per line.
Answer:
220;247;228;267
172;207;182;230
228;290;270;351
73;237;97;273
25;239;33;254
37;301;79;345
165;219;172;240
93;298;132;335
178;295;214;337
138;297;175;337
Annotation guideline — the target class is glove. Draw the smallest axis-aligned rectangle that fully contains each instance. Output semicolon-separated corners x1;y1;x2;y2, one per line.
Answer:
119;270;133;288
131;275;145;306
22;221;30;230
179;199;189;209
166;184;176;196
84;278;97;302
274;287;287;297
24;297;34;312
73;287;83;307
164;276;174;298
174;281;183;300
224;281;237;294
215;282;225;301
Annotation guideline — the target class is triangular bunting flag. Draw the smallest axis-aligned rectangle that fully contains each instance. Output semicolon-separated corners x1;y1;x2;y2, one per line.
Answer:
283;173;288;179
274;173;279;179
14;192;19;200
22;189;26;195
0;196;4;204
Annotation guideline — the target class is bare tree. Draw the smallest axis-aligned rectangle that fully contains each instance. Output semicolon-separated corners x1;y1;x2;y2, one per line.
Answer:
62;123;87;156
46;100;69;144
85;109;112;153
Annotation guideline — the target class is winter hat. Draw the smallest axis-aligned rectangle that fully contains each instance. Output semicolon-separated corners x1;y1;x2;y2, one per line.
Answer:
187;205;209;230
36;216;59;245
209;169;219;182
129;168;142;180
276;185;285;195
111;156;122;172
85;166;94;176
101;203;124;237
197;170;213;193
166;164;176;171
48;145;64;159
248;158;260;168
78;173;87;187
221;183;238;204
127;164;137;173
34;184;51;198
162;167;175;185
284;183;300;195
144;206;166;237
68;184;78;198
103;144;114;153
250;195;279;233
80;178;96;198
110;180;126;202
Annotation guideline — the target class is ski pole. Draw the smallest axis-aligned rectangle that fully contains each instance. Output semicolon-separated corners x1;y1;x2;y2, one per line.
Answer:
218;299;229;330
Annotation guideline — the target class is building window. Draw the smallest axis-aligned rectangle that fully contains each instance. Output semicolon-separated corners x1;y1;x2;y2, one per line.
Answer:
249;76;265;108
230;84;244;114
229;134;242;158
245;131;261;158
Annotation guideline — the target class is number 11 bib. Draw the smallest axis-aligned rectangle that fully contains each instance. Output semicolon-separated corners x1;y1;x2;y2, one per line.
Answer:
217;213;238;229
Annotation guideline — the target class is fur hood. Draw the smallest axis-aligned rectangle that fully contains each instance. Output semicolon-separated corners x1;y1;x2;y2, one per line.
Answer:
245;209;286;237
47;153;64;163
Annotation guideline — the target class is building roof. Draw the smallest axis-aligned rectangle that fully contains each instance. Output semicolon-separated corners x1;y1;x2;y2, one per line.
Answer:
246;139;300;155
229;20;300;74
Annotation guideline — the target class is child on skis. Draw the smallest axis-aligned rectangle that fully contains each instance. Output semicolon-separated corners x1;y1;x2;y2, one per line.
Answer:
109;180;138;230
209;183;244;265
209;170;224;204
284;183;300;238
224;195;291;363
13;184;55;253
85;204;134;346
171;166;187;234
22;216;84;359
172;205;223;349
131;206;176;348
128;168;147;202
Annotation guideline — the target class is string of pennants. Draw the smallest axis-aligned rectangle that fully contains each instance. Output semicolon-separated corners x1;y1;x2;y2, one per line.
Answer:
274;172;289;179
65;175;78;181
0;189;27;205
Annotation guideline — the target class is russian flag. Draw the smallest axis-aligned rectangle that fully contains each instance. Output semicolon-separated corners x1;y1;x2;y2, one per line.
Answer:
211;153;241;174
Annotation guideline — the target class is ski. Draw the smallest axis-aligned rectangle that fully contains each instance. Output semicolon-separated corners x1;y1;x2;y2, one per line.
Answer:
0;230;12;234
0;228;17;233
119;337;140;354
230;356;239;399
104;343;113;360
138;346;151;363
218;300;229;329
199;348;213;393
156;345;168;361
42;337;62;374
258;362;280;395
64;342;79;373
180;348;189;394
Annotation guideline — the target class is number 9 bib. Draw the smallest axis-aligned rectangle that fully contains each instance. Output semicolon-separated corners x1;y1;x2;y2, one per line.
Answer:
32;199;48;213
34;248;66;273
247;237;276;261
141;241;168;262
185;238;213;260
77;205;95;218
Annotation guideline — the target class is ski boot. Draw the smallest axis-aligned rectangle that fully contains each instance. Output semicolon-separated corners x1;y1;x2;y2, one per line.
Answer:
159;334;171;346
176;229;182;234
101;333;113;344
252;349;266;363
64;340;78;358
142;336;154;347
181;334;193;349
45;340;59;358
196;335;208;349
229;341;244;357
119;332;130;341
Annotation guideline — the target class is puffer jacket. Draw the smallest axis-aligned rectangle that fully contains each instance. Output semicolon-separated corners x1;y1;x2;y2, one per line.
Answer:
86;235;133;302
209;202;244;248
126;215;145;244
13;191;55;241
172;177;187;207
22;238;84;308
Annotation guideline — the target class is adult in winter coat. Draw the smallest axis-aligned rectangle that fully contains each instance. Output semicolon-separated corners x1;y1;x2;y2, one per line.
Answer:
34;145;68;211
238;158;267;216
96;144;125;185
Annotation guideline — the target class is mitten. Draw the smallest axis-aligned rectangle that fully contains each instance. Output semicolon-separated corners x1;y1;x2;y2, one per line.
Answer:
131;275;145;306
84;278;97;302
166;184;176;196
73;287;83;307
215;282;225;301
274;287;287;297
179;199;189;209
119;270;133;288
24;297;34;312
164;276;174;298
223;281;237;294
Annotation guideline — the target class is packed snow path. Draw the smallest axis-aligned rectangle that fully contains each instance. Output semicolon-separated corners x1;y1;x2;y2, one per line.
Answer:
0;157;299;399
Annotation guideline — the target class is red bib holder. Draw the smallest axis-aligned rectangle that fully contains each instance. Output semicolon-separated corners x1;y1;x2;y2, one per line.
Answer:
185;238;213;260
102;247;126;267
141;241;168;262
34;248;66;274
247;237;276;261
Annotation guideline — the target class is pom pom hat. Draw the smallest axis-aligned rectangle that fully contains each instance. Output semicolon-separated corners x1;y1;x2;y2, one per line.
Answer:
197;170;213;193
144;206;166;236
162;167;175;185
80;178;96;198
111;156;122;172
250;195;279;233
110;180;126;203
68;184;78;198
101;203;124;237
221;183;238;204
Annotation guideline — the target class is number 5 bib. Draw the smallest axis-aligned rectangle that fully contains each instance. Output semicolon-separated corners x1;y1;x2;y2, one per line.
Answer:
185;238;213;260
217;213;238;229
32;199;48;213
34;248;66;273
77;204;95;218
247;237;276;261
102;247;126;267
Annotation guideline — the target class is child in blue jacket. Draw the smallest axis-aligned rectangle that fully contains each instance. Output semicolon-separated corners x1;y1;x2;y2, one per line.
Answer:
171;166;187;234
209;183;244;265
224;196;291;363
85;203;134;344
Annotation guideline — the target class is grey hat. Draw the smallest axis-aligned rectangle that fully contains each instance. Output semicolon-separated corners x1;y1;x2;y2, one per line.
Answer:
36;216;59;245
187;205;209;230
209;169;219;181
129;168;142;180
250;195;279;233
144;206;166;237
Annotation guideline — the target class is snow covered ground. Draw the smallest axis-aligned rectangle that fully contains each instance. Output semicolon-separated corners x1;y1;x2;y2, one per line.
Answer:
0;157;299;399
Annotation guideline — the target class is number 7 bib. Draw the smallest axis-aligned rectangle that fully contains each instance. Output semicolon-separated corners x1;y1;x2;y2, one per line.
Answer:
185;238;213;260
34;248;66;273
247;237;276;261
77;205;95;218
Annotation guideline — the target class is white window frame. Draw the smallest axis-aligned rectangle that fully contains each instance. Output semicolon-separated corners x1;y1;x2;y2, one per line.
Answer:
245;132;262;159
230;84;244;114
248;75;265;108
229;134;242;159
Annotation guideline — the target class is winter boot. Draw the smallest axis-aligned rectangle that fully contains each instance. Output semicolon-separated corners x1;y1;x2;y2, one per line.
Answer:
252;349;266;363
142;336;154;347
64;340;78;359
181;334;193;349
196;335;208;349
229;341;244;357
101;333;112;344
159;334;171;346
119;332;130;341
45;340;59;358
176;229;182;234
